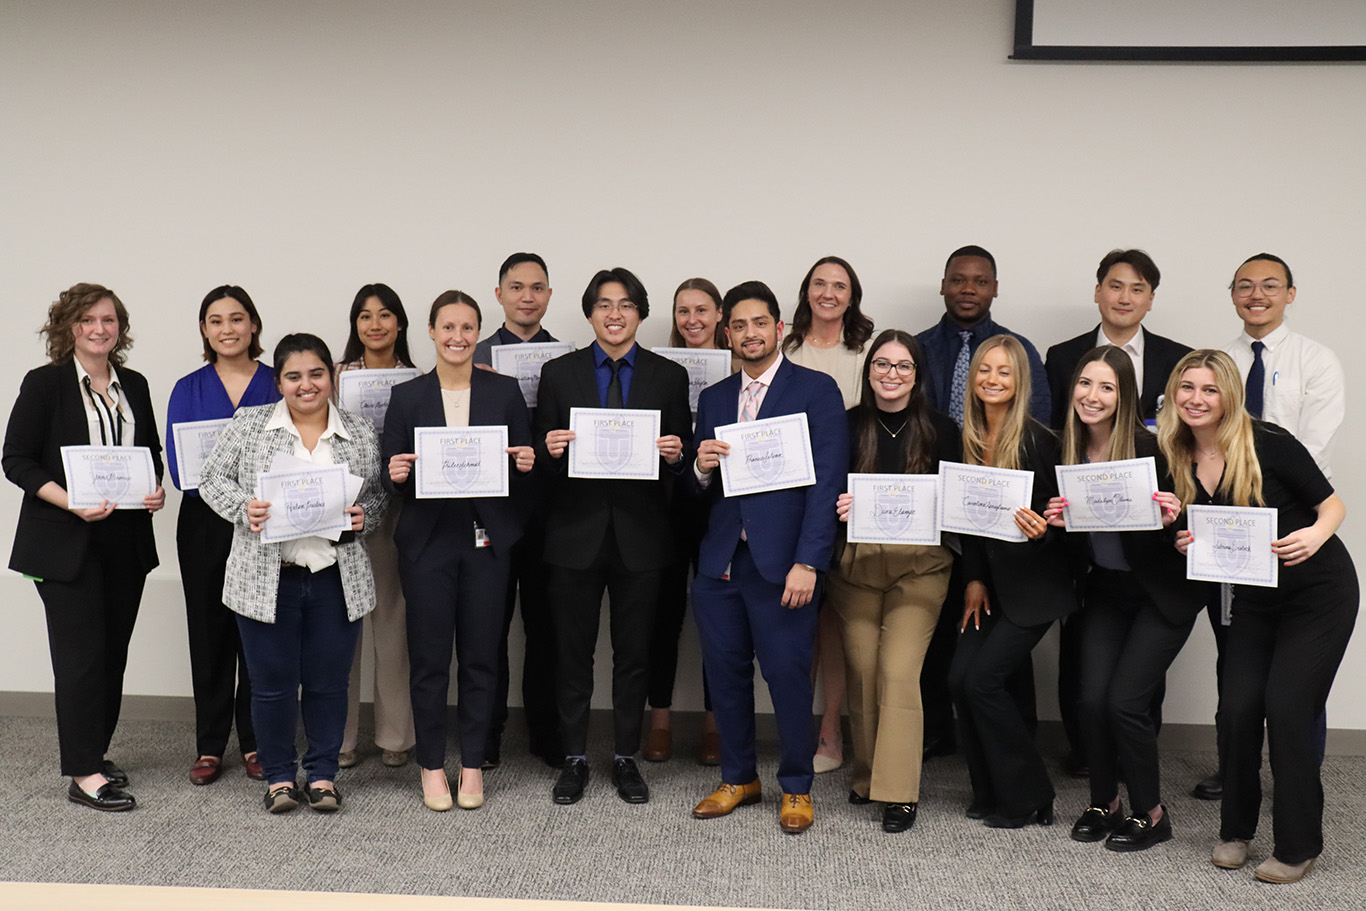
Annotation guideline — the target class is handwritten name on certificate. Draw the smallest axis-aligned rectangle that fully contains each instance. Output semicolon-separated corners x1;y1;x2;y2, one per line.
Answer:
413;426;509;498
171;418;232;490
258;464;352;544
937;461;1034;543
568;408;662;481
653;347;731;414
846;474;941;545
490;342;575;408
61;445;158;509
1055;457;1162;532
336;368;421;432
1185;505;1279;588
715;413;817;497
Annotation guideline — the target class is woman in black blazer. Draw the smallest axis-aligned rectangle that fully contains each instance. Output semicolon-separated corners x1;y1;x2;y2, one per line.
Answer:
947;335;1077;829
383;290;535;812
2;283;165;811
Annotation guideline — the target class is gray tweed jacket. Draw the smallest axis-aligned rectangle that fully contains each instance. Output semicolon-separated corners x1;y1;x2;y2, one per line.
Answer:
199;403;389;624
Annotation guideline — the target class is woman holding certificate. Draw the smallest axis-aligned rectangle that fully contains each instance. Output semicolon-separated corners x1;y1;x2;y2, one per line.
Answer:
383;291;535;812
1041;346;1203;852
1161;350;1356;883
828;329;959;833
166;285;279;787
200;333;387;814
3;282;164;811
947;335;1076;829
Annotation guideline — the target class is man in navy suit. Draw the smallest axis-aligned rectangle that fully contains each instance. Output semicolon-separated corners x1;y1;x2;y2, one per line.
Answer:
687;280;848;834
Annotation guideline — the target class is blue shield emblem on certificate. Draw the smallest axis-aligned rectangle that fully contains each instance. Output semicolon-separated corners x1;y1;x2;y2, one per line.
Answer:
746;432;784;483
595;422;633;472
1213;525;1251;575
441;440;480;492
1084;478;1129;526
92;457;131;501
284;481;326;532
874;487;913;537
965;482;1001;531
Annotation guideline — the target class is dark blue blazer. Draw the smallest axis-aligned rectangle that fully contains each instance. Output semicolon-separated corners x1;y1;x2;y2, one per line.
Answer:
381;368;532;560
691;358;849;586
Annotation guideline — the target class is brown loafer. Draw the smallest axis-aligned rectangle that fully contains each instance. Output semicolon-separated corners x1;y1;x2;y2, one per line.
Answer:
243;752;265;781
696;730;721;767
692;779;762;819
189;757;222;786
779;793;814;833
642;728;672;762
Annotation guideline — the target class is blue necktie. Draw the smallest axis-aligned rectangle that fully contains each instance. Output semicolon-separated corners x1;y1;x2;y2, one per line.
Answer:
1245;341;1265;419
949;330;973;427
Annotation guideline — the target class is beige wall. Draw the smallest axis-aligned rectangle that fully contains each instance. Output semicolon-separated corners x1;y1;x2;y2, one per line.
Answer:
2;0;1362;726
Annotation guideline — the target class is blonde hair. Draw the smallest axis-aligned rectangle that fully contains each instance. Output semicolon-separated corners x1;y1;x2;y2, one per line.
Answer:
1060;346;1143;466
962;335;1031;471
1156;349;1263;509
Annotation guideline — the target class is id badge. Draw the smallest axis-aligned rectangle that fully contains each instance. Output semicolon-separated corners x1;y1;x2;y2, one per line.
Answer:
721;562;731;581
474;524;491;549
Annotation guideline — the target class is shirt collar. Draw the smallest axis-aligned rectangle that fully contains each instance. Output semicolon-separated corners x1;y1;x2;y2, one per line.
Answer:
937;311;996;341
74;358;123;393
264;398;351;441
1097;324;1145;358
740;352;784;388
497;325;546;345
591;340;638;367
1240;322;1290;351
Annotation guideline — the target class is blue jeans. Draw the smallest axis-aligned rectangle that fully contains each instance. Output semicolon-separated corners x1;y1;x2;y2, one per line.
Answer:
236;564;360;785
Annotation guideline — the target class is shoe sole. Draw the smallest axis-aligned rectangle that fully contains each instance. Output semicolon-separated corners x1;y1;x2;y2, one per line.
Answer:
68;794;135;812
693;793;761;819
1106;830;1172;852
1212;856;1247;870
618;793;650;804
1070;829;1110;843
552;792;584;805
1254;858;1315;883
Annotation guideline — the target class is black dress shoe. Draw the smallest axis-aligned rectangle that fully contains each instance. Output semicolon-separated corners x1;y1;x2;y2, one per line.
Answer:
481;738;501;771
101;760;129;789
882;802;917;833
965;799;992;820
1071;805;1124;842
848;789;872;805
68;780;135;812
1105;808;1172;852
984;801;1054;829
552;757;589;804
612;757;649;804
1192;772;1223;801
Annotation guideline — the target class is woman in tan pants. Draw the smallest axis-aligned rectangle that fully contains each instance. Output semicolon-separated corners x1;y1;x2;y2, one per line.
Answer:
829;329;959;833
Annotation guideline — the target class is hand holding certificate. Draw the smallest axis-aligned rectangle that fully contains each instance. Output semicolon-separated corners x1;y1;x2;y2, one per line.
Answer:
1185;505;1279;587
845;474;941;545
61;445;158;510
257;463;353;543
938;461;1035;542
714;413;816;497
567;408;662;480
336;368;421;432
412;426;510;498
490;342;575;408
1054;457;1162;532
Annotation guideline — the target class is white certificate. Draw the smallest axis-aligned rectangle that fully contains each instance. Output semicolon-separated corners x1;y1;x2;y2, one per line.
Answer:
490;342;575;408
1185;505;1279;588
413;425;510;498
336;368;421;431
172;418;232;490
937;461;1034;543
846;473;941;545
1055;456;1162;532
652;347;731;414
567;407;661;480
60;445;158;509
715;413;817;497
258;464;352;543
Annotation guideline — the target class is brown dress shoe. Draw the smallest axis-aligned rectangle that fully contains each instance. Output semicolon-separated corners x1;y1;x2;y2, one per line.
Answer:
692;779;762;818
642;727;672;762
243;752;265;781
189;757;222;786
696;730;721;766
779;793;814;833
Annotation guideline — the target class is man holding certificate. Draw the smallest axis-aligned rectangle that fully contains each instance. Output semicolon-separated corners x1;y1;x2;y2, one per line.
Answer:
688;281;848;834
534;267;692;806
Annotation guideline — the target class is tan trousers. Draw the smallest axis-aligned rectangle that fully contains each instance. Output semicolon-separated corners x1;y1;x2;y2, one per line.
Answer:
828;542;951;803
343;506;416;753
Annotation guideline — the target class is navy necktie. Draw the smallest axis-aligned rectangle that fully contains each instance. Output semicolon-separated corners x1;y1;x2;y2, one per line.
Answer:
607;358;625;408
1246;341;1265;419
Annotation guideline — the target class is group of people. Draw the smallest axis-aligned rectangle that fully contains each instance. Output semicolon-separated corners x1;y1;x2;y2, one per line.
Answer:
2;244;1354;886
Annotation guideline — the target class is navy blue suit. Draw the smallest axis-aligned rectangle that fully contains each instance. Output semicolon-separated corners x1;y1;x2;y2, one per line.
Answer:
690;357;848;795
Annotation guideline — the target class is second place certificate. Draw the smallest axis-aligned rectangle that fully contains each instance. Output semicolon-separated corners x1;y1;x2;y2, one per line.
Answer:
413;426;510;498
568;408;661;481
938;461;1034;543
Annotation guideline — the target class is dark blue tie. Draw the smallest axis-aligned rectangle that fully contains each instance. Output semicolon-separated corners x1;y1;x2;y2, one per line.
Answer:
1245;341;1265;419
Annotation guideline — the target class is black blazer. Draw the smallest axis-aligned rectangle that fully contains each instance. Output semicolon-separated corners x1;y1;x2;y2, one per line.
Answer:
381;368;532;561
3;361;162;582
1044;326;1193;429
960;421;1079;627
534;345;693;573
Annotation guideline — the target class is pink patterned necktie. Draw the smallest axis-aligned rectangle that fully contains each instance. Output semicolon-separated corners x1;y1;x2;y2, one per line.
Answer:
741;380;763;422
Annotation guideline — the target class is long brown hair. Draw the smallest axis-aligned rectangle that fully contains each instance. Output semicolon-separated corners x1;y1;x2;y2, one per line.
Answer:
851;329;937;474
667;278;726;348
1060;346;1145;466
1156;349;1263;509
961;335;1032;471
782;255;874;354
42;283;133;367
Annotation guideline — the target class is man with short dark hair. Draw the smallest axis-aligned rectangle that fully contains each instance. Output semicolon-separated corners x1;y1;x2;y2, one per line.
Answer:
474;253;557;366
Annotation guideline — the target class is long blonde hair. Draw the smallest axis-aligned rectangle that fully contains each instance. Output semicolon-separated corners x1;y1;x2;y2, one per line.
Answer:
1156;349;1263;508
1060;346;1144;466
962;335;1031;471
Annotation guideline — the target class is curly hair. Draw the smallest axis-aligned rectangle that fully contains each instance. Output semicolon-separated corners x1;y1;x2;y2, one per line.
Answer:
41;283;133;366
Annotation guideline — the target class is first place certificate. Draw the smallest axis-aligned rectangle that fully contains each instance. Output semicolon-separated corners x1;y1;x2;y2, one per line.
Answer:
1185;504;1279;588
567;408;662;481
715;413;816;497
491;342;575;408
937;461;1034;543
653;347;732;415
258;464;352;544
172;418;232;490
61;445;158;509
336;368;421;432
846;473;941;545
413;425;510;498
1055;456;1162;532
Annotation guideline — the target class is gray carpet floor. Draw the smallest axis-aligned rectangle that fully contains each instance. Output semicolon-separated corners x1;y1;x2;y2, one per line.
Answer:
1;714;1362;910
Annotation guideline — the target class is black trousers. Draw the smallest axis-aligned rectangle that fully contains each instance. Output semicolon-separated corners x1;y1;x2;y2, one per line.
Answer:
1079;569;1196;812
177;495;255;759
36;516;147;777
1061;602;1166;765
648;549;712;712
1219;546;1358;864
401;535;509;772
550;533;660;757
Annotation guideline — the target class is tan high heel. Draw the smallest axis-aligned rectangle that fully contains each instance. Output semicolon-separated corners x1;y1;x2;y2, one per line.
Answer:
457;767;484;810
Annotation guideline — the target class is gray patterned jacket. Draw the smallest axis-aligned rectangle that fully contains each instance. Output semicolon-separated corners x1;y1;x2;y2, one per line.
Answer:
199;403;389;623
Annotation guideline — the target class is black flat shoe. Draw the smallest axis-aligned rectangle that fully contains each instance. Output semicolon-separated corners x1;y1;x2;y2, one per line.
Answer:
1191;772;1223;801
984;801;1054;829
1071;805;1124;842
612;757;649;804
68;780;135;812
848;789;872;805
1105;808;1172;852
306;785;342;812
101;760;129;789
552;757;589;804
264;785;300;814
965;799;993;820
882;802;917;833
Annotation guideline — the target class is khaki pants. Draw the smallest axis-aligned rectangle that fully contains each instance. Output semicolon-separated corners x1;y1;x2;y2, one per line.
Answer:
828;542;951;803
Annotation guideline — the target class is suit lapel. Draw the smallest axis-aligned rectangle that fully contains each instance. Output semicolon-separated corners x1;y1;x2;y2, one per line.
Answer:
416;372;446;427
755;358;795;420
574;347;600;408
625;348;654;409
1138;326;1163;406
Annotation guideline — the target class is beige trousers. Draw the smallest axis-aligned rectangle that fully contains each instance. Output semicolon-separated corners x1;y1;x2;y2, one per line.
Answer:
827;541;952;803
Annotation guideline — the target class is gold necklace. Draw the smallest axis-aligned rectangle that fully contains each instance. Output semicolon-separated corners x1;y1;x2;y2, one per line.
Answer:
877;415;908;437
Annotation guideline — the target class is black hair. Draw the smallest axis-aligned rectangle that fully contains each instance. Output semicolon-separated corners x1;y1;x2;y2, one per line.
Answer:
721;280;781;324
198;285;264;362
944;245;997;278
1237;252;1294;288
429;290;482;328
782;255;874;355
581;267;649;319
340;283;415;368
499;252;549;284
272;333;334;381
1096;249;1161;291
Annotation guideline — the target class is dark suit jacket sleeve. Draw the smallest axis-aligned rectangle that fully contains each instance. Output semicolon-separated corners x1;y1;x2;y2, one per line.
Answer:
794;374;849;571
533;356;568;476
2;367;62;497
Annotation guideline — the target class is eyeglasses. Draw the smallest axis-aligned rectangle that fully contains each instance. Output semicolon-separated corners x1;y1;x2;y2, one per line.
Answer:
870;359;915;377
1231;280;1285;298
593;301;639;314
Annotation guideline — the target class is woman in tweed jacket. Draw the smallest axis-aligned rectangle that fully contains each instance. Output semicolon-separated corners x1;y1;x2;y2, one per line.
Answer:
200;333;388;814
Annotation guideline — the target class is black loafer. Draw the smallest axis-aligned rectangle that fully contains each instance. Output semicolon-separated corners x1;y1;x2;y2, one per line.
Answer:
1105;809;1172;852
1192;772;1223;801
68;779;135;812
552;757;589;804
101;760;129;789
1071;805;1124;842
612;757;649;804
264;785;301;814
306;785;342;812
882;802;917;833
848;789;872;805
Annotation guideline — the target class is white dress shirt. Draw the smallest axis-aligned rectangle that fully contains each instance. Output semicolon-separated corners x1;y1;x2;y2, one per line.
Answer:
1224;323;1344;478
694;353;784;486
74;359;136;448
264;399;351;570
1096;325;1145;397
